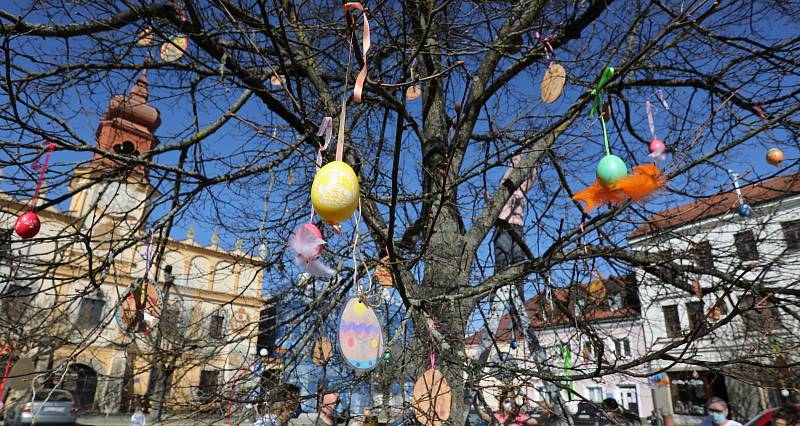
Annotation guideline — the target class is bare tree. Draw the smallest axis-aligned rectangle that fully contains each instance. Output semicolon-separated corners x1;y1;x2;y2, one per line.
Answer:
0;0;799;424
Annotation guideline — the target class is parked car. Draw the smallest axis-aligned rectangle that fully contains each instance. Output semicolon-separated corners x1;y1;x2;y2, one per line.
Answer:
572;401;641;426
3;389;78;426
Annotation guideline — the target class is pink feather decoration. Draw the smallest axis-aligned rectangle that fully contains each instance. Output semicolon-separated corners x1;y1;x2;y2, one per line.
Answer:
289;224;334;276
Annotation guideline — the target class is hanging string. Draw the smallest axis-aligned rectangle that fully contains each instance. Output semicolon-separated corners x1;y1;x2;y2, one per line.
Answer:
335;5;359;163
29;142;56;209
534;32;556;67
311;118;334;223
600;115;611;156
426;319;442;369
143;230;155;281
342;3;370;103
727;170;746;207
317;117;333;170
646;100;657;140
655;89;670;111
589;67;614;156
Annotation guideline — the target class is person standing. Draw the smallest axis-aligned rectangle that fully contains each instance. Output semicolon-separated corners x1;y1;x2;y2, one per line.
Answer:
494;154;536;271
474;389;540;426
130;403;146;426
701;397;742;426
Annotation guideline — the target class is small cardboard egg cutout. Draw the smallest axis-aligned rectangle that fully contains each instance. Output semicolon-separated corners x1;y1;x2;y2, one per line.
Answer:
413;368;451;426
540;63;566;104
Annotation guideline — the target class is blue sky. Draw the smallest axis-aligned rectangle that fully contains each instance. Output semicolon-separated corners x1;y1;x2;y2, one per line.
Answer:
0;0;797;341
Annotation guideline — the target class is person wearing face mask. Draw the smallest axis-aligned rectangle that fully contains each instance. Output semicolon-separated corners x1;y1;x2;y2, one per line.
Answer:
475;390;540;426
701;397;742;426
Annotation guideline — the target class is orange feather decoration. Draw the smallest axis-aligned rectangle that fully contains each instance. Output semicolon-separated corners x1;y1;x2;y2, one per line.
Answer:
572;181;626;213
572;164;667;213
614;164;667;201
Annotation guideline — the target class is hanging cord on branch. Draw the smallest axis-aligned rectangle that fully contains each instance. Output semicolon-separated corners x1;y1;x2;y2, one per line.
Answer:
28;142;56;210
589;67;615;156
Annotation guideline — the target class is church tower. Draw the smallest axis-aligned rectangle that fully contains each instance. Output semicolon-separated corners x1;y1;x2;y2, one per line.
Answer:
92;72;161;176
68;72;160;222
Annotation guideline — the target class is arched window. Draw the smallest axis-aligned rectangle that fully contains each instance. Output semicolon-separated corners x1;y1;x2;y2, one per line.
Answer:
188;256;210;289
113;140;140;157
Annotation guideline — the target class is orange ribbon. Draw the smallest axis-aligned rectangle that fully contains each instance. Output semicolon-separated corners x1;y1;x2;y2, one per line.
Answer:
343;2;370;103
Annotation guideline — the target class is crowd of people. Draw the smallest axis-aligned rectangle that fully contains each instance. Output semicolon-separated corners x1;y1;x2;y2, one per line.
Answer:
240;384;800;426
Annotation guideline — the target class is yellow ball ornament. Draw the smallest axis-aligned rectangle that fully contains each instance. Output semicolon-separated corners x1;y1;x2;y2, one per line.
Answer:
311;161;359;223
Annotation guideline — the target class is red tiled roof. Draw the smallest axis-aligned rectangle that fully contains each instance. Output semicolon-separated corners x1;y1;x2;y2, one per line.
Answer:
630;172;800;239
465;276;638;345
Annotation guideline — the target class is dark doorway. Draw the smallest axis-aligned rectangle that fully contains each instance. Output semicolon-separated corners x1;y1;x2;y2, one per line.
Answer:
62;364;97;410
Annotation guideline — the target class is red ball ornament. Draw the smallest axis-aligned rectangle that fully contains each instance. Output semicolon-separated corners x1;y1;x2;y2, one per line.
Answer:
15;211;41;239
649;139;666;155
767;147;784;166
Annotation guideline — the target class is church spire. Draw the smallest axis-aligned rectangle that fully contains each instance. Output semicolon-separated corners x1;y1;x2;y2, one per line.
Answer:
130;70;149;103
92;70;161;176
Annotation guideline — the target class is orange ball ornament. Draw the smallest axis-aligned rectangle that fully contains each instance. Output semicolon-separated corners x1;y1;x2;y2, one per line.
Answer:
767;147;784;166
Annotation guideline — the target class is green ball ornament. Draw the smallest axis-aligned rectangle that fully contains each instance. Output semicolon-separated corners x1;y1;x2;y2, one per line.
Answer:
382;351;392;361
596;155;628;187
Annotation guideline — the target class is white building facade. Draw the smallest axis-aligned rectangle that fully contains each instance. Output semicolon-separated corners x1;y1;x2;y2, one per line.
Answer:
629;173;800;422
466;277;655;418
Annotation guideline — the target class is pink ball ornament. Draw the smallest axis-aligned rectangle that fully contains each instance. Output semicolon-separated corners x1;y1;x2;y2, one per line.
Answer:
15;211;41;239
649;139;666;155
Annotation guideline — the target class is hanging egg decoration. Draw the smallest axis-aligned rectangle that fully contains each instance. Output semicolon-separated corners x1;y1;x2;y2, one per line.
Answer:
15;211;41;239
595;155;628;187
406;85;422;101
649;139;666;156
412;368;452;426
116;278;163;334
312;337;333;366
374;256;393;288
737;203;753;218
510;339;518;350
160;35;189;62
311;161;359;224
338;297;384;372
137;27;154;46
767;147;784;166
270;75;287;87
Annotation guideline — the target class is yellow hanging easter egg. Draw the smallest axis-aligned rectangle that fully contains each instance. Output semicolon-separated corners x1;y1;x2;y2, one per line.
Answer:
311;161;359;223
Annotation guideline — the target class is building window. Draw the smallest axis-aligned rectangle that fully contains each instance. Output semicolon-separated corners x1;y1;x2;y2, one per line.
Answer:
686;301;707;333
691;241;714;269
619;385;640;415
161;303;181;339
739;294;781;332
582;340;601;361
734;230;759;261
608;292;624;311
0;230;11;269
587;386;604;403
77;291;106;328
614;338;631;358
662;305;681;338
708;298;728;322
258;302;278;355
198;369;219;402
536;386;551;403
782;220;800;251
209;314;224;339
2;284;33;319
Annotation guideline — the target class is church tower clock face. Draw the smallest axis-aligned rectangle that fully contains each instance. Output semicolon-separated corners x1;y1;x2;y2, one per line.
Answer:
97;181;145;217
